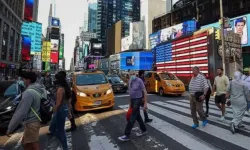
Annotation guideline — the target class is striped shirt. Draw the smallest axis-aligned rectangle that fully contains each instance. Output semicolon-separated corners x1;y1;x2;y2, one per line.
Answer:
189;74;209;95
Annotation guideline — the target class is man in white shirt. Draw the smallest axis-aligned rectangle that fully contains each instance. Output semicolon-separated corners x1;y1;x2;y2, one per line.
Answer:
242;68;250;115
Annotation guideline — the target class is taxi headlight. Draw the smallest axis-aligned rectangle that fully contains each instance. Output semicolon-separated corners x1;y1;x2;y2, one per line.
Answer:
166;82;172;86
106;88;113;95
77;92;87;97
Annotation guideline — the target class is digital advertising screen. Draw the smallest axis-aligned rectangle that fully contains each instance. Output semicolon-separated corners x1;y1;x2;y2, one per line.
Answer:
50;51;58;63
201;14;250;46
51;17;60;27
59;39;64;59
21;22;42;55
120;52;153;70
51;39;59;51
21;35;31;61
24;0;34;21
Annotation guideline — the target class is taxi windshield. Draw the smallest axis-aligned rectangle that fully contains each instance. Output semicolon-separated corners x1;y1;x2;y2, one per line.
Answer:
76;73;108;86
160;73;178;80
108;76;123;83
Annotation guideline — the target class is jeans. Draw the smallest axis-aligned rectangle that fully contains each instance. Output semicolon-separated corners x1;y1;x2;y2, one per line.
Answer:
49;104;68;150
125;98;147;136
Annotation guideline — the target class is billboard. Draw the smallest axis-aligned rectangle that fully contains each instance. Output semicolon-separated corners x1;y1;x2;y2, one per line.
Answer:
120;52;153;70
51;17;60;27
80;32;97;41
59;35;64;59
121;36;132;51
24;0;34;21
42;42;51;62
160;20;197;43
149;31;161;49
21;35;31;61
130;21;145;49
21;22;42;55
50;51;59;63
51;39;59;51
201;14;250;46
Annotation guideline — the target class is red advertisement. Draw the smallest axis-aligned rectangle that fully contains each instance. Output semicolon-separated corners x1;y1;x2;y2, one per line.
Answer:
24;0;34;21
21;35;31;61
50;51;58;63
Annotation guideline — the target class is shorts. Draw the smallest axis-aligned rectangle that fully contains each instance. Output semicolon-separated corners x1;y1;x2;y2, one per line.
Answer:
21;121;41;144
215;94;226;104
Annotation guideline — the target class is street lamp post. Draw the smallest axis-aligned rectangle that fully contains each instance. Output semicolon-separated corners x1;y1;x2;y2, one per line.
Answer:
219;0;226;73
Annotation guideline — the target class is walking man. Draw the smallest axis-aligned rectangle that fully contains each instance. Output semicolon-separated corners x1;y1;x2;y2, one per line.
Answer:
189;66;209;129
212;68;229;121
7;72;46;150
118;71;147;141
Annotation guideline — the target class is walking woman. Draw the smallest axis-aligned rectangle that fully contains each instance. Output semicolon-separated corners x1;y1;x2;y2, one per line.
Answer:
200;73;212;117
49;72;72;149
226;71;250;134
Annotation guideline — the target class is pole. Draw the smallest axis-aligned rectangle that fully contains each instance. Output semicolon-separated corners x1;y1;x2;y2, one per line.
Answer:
220;0;226;73
196;0;199;21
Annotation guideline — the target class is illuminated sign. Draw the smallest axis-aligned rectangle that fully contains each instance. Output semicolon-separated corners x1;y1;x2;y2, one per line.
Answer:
24;0;34;21
21;22;42;55
51;17;60;27
21;35;31;61
42;42;51;62
51;39;59;51
50;51;59;63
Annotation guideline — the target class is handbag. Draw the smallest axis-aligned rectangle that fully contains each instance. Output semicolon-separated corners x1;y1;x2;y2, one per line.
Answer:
194;92;204;102
126;107;133;121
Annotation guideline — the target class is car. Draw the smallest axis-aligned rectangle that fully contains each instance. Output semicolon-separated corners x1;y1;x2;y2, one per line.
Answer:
107;75;128;93
71;70;115;112
144;71;185;96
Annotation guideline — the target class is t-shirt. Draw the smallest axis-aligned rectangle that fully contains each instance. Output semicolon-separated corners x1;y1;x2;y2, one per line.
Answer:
129;77;145;99
214;75;229;95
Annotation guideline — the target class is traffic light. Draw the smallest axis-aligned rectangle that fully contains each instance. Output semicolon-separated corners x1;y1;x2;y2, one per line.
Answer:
215;29;221;40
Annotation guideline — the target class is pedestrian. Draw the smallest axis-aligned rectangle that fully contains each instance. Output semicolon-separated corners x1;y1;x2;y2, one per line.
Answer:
138;70;152;123
188;66;209;129
226;71;250;134
48;72;72;150
6;71;46;150
58;71;77;132
200;72;212;117
118;70;147;141
212;68;229;121
43;72;52;88
36;72;44;85
241;68;250;116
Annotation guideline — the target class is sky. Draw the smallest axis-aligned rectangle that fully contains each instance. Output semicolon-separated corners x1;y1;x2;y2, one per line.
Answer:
38;0;88;70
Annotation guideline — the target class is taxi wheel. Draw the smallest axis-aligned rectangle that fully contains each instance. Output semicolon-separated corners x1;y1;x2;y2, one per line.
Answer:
159;88;164;96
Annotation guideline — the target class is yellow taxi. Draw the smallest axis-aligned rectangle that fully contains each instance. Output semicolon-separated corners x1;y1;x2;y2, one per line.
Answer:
144;71;185;96
72;70;115;111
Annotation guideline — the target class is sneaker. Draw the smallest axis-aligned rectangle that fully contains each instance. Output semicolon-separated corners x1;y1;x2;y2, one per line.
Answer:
136;131;148;137
66;126;77;132
191;124;199;129
118;135;130;141
245;111;250;116
145;119;153;123
219;116;225;121
238;124;245;129
230;122;236;134
202;120;208;127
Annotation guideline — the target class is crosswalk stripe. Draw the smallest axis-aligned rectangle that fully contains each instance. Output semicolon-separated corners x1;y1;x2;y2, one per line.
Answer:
165;100;250;124
118;105;217;150
161;100;250;132
150;101;250;149
79;113;119;150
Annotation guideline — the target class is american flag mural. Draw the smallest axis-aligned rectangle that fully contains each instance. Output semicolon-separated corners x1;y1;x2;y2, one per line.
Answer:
155;31;209;77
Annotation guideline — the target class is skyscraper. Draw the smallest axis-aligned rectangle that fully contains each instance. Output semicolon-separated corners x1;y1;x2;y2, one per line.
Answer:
88;2;97;33
33;0;39;21
97;0;140;54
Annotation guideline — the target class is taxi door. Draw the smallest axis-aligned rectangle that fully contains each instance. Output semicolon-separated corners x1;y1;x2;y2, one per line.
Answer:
144;72;153;92
153;73;161;93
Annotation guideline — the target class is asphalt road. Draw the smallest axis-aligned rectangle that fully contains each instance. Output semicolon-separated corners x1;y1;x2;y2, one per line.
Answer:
1;92;250;150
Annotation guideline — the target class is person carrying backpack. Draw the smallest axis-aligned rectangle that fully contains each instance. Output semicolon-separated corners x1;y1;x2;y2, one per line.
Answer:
6;71;46;150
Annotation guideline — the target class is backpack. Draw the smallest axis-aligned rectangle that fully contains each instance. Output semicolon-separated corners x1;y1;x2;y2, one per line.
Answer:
28;89;54;124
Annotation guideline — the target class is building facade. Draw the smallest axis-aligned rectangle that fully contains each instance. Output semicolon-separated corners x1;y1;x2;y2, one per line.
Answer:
0;0;24;76
141;0;166;49
88;2;97;33
33;0;39;21
97;0;140;55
